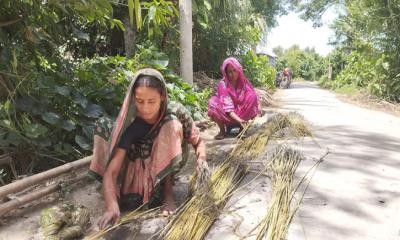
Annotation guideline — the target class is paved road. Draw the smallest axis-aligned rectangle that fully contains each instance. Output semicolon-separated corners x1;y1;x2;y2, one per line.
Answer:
281;82;400;240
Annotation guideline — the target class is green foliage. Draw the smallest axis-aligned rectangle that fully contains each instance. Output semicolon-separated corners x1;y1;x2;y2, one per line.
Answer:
0;0;113;58
240;50;276;90
275;45;326;81
318;74;332;88
142;0;179;38
127;0;142;29
294;0;400;101
0;0;190;181
0;42;208;179
192;0;286;74
331;43;390;97
291;0;338;27
135;42;210;115
0;0;116;177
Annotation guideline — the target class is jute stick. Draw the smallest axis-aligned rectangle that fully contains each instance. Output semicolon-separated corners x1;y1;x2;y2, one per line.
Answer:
0;174;88;217
0;156;91;199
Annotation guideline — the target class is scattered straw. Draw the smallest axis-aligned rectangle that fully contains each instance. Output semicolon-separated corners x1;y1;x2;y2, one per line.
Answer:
84;206;160;240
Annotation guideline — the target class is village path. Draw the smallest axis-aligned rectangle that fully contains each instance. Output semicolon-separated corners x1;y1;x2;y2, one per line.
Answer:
279;82;400;240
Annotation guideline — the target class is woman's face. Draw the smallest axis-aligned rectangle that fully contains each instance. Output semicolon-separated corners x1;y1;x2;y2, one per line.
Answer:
134;86;164;124
225;64;238;83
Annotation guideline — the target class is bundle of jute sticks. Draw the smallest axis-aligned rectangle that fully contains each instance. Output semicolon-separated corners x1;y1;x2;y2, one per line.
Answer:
158;112;313;240
86;112;314;240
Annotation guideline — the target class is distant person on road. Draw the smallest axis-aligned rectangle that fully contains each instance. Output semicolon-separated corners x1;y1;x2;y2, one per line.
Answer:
88;68;208;229
207;57;260;140
283;67;292;81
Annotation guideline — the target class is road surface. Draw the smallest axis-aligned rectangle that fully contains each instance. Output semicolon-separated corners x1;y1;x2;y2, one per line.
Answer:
282;82;400;240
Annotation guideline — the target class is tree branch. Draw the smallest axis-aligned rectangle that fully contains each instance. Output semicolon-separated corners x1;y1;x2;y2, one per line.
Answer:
0;16;23;27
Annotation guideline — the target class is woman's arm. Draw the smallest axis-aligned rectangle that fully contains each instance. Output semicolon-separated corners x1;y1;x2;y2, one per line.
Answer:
228;112;246;127
194;138;208;173
98;148;126;229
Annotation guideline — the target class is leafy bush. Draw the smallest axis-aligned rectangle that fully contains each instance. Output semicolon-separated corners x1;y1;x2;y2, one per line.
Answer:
318;74;332;88
0;45;208;182
274;45;326;81
333;47;389;98
240;50;276;90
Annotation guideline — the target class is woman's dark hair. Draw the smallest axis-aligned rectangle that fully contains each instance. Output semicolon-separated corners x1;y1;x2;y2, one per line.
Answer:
133;75;165;96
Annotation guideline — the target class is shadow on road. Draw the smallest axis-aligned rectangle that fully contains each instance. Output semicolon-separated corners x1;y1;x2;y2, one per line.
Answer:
292;124;400;239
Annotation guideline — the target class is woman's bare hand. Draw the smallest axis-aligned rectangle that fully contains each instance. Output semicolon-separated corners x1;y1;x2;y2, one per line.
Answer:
196;157;209;175
238;118;248;129
98;208;120;229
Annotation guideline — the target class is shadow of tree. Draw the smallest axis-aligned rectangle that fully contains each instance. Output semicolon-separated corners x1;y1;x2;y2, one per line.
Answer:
289;124;400;239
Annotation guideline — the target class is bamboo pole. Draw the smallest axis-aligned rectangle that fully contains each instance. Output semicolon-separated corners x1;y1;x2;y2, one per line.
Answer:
0;174;88;217
0;156;92;199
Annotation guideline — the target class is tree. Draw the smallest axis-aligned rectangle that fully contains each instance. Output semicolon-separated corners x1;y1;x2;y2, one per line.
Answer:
293;0;400;101
192;0;287;74
275;45;326;80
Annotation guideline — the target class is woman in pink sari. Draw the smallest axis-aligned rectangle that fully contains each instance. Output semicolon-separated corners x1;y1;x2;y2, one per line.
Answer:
208;57;260;140
89;68;208;229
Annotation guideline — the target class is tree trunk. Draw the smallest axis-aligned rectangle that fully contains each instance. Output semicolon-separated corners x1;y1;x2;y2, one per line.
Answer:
179;0;193;85
122;12;136;58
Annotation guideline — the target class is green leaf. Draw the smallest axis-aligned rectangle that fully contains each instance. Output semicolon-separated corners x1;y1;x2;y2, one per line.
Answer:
24;123;48;138
4;100;11;112
151;59;169;67
135;0;142;30
0;120;12;128
178;92;185;101
42;112;61;125
111;19;126;31
149;6;156;21
204;0;212;10
73;28;90;41
15;96;34;112
193;112;203;121
82;125;95;138
192;0;198;12
0;132;24;146
128;0;134;26
38;76;56;88
34;138;52;147
54;143;74;155
75;135;91;150
99;87;115;99
54;86;70;96
83;103;103;118
72;92;89;108
185;93;197;103
60;120;76;131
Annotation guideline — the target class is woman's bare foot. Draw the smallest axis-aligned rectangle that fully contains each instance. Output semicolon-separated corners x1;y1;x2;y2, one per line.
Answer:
161;196;177;216
162;174;176;216
214;132;225;140
212;120;226;140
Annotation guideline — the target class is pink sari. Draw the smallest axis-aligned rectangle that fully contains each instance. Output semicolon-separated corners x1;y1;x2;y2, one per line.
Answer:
208;57;259;125
89;69;200;209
